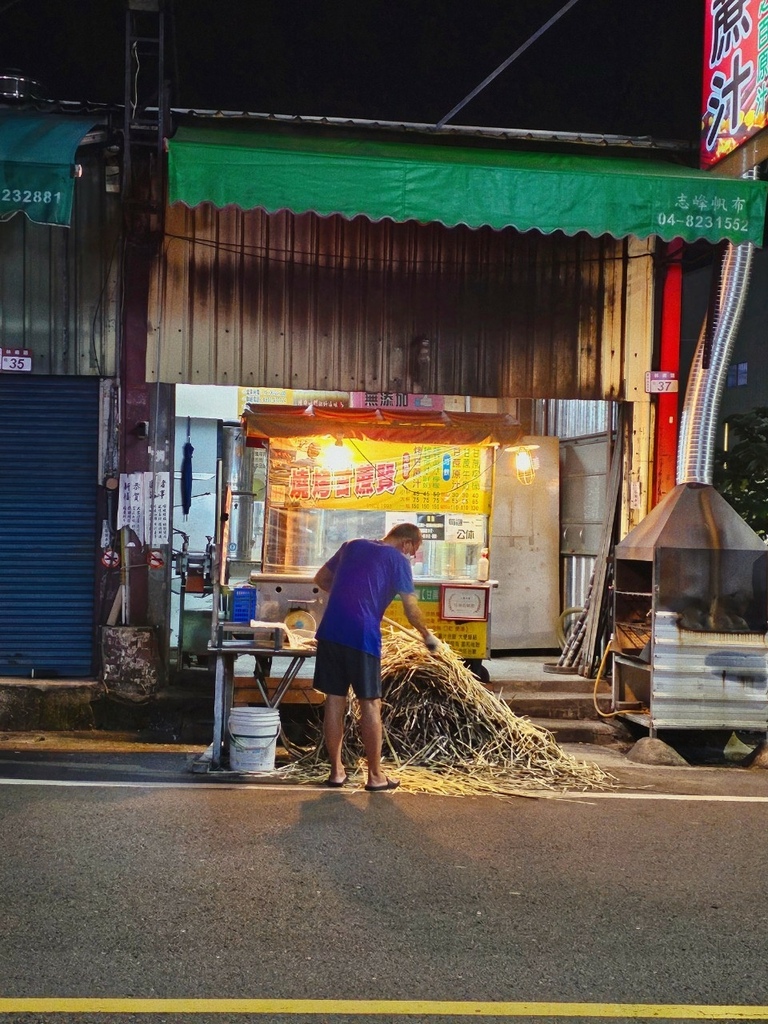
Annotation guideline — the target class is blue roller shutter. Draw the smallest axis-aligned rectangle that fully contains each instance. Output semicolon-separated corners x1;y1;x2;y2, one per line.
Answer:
0;377;99;677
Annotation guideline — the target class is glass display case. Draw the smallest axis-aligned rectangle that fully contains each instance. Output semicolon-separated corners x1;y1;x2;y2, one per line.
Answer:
260;505;487;580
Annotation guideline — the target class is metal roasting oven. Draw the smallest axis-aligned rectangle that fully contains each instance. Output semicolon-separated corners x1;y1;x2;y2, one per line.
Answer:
612;482;768;736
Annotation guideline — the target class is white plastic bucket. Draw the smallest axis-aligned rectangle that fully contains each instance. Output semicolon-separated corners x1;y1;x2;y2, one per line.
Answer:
228;707;281;773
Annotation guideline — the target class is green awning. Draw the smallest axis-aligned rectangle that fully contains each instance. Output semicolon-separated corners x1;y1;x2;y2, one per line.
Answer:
167;126;768;247
0;112;100;227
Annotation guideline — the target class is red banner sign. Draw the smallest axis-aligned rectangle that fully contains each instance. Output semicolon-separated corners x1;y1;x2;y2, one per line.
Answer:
701;0;768;168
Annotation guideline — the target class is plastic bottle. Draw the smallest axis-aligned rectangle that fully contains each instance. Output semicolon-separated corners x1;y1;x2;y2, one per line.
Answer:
477;547;490;582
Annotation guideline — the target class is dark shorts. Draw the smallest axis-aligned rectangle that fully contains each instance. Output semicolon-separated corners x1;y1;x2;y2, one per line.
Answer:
313;639;382;700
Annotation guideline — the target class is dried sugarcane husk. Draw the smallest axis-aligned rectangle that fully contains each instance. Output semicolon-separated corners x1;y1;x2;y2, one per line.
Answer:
282;628;615;795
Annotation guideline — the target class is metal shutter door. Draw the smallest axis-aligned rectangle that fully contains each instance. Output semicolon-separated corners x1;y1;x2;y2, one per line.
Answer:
0;377;99;677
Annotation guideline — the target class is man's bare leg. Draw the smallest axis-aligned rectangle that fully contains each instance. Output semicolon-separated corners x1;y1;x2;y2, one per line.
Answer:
358;697;389;788
323;693;347;783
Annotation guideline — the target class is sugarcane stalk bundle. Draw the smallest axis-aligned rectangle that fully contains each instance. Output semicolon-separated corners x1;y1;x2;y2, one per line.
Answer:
283;629;614;794
379;633;611;790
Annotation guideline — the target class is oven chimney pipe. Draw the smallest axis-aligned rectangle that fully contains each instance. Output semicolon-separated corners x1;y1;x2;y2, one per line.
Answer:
677;169;758;487
676;237;754;486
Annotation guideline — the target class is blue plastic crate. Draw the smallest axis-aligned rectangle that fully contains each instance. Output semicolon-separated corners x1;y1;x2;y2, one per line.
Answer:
231;587;258;623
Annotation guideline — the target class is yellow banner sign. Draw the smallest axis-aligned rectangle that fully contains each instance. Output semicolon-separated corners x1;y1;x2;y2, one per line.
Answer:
386;590;487;659
238;387;349;411
268;437;493;514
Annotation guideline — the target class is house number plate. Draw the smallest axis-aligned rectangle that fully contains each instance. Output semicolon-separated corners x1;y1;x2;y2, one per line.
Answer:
0;348;32;372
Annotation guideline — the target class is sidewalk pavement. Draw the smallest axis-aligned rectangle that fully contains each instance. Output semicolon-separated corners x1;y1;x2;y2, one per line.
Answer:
1;653;766;794
0;724;765;801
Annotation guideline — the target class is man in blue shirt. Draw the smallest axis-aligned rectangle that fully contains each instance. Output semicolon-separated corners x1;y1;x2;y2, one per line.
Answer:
313;522;438;791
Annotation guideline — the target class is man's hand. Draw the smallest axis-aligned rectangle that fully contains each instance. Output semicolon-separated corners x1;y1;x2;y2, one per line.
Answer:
423;631;440;651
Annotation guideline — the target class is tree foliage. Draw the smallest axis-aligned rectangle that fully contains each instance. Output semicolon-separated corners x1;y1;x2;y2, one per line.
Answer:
713;406;768;539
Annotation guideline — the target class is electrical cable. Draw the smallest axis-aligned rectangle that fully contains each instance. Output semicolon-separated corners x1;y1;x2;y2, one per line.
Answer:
89;227;121;377
436;0;583;128
131;41;140;118
163;228;652;273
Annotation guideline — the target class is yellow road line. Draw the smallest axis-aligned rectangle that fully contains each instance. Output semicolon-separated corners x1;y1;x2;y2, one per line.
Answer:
0;999;767;1018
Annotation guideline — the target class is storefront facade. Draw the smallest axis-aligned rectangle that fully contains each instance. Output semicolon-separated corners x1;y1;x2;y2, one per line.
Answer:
135;117;767;674
0;111;121;680
3;107;767;687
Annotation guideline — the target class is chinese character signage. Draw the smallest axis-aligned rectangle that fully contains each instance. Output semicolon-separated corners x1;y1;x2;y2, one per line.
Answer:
267;438;493;515
117;471;170;546
118;472;146;542
385;589;488;658
653;185;751;236
145;472;170;547
349;392;445;411
238;387;349;411
702;0;768;168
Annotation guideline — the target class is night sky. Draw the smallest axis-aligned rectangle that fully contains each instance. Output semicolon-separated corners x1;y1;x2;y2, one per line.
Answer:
2;0;703;142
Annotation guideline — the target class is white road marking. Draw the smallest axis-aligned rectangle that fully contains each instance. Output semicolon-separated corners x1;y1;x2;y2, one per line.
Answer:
0;776;766;801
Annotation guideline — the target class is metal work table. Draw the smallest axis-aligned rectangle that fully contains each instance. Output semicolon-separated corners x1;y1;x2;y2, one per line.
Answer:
208;623;315;770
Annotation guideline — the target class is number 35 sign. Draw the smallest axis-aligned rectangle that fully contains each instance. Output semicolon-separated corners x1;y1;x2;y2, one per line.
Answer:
0;348;32;372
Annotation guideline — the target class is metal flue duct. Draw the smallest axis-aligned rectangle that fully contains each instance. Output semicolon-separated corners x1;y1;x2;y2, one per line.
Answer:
677;178;756;485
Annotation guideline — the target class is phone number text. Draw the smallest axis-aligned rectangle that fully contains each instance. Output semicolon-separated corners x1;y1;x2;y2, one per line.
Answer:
657;212;749;232
1;188;63;205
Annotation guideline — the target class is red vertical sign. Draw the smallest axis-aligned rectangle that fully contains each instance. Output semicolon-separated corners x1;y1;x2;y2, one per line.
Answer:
701;0;768;168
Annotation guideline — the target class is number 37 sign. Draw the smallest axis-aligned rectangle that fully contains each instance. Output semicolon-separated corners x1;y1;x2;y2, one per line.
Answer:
0;348;33;373
645;370;678;394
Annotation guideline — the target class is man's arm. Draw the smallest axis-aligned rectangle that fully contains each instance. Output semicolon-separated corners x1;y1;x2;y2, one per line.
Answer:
314;564;334;592
400;593;439;650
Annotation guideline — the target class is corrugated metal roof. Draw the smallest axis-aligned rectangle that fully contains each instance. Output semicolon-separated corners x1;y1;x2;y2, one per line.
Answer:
168;109;692;153
37;101;691;154
33;98;692;153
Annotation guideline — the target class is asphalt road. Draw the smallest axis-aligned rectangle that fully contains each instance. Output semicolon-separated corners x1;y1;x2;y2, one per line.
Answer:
0;744;767;1023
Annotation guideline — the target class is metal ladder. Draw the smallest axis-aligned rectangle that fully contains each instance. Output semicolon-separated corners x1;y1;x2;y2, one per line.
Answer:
123;0;169;198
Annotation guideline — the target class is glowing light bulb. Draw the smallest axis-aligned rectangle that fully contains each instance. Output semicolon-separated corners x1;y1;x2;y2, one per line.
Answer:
504;443;539;485
515;449;533;474
322;439;354;472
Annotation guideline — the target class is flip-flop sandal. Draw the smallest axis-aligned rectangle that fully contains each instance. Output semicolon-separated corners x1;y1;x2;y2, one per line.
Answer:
364;778;400;792
323;776;348;787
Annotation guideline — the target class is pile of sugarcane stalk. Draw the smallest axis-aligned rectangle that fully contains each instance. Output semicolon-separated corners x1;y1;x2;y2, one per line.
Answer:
282;629;614;794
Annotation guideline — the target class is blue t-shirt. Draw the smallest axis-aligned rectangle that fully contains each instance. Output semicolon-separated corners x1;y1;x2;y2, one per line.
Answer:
316;539;415;657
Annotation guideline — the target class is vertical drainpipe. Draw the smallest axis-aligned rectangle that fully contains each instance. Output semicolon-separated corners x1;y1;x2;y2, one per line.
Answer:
653;238;683;506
